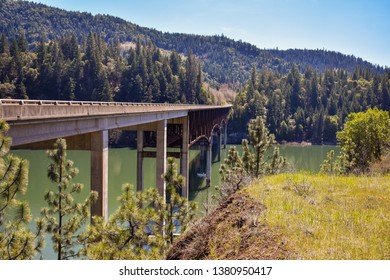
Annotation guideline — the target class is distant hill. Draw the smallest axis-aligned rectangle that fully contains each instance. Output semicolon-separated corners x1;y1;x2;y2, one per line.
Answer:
0;0;386;85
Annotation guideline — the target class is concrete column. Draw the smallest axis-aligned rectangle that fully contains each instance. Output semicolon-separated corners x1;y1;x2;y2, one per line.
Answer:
156;120;167;202
217;131;221;162
200;143;206;162
180;117;189;200
206;137;212;187
223;122;228;149
90;130;109;221
136;130;144;192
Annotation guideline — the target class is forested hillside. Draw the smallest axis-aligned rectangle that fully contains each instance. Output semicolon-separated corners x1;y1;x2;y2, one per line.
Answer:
0;0;386;85
230;65;390;143
1;0;390;144
0;32;212;104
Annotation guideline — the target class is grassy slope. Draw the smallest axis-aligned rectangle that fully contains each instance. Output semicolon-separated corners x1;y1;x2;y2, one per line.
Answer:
247;174;390;259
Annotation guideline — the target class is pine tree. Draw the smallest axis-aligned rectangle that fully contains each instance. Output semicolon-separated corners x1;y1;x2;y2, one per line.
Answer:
185;51;197;103
163;157;196;246
84;158;196;259
266;147;287;175
218;146;246;204
219;117;286;202
219;146;243;182
0;33;10;55
382;75;390;110
245;116;274;177
310;72;320;111
169;50;181;76
287;63;302;114
17;32;28;53
41;138;98;260
85;185;165;260
0;120;45;260
319;150;342;175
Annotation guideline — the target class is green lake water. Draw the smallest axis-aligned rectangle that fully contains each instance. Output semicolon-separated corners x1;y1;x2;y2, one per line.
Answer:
12;144;337;259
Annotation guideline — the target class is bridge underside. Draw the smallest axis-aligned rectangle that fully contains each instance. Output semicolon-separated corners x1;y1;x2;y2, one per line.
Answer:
2;100;230;220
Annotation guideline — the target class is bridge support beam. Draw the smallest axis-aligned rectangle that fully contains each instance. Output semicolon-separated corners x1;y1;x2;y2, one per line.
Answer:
136;130;144;192
156;120;167;201
180;116;189;200
90;130;109;221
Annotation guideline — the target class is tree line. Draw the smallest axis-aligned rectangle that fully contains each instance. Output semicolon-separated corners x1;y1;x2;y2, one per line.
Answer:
0;32;212;104
1;30;389;146
229;65;390;144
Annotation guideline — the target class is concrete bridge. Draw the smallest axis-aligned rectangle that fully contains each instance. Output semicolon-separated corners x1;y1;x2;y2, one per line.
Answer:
0;99;231;220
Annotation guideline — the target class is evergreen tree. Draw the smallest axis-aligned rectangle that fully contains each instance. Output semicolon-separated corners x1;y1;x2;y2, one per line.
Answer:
41;138;98;260
219;117;286;202
84;158;196;259
287;63;302;114
169;50;181;76
184;50;203;103
219;145;243;183
382;75;390;110
243;116;275;177
17;32;28;53
309;71;320;111
51;40;64;100
163;157;196;246
0;34;10;55
0;120;45;260
319;150;342;175
85;185;165;260
266;147;287;175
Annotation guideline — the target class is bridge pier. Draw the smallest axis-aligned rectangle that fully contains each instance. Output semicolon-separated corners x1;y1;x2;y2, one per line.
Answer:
132;117;189;201
180;116;189;200
206;136;212;187
156;120;167;201
90;130;109;221
223;122;228;149
217;131;221;162
136;130;144;192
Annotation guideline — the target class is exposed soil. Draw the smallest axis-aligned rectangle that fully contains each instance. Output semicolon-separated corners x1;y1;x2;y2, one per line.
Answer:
166;191;293;260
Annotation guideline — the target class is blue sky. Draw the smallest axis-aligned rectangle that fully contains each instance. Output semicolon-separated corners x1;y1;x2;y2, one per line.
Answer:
33;0;390;67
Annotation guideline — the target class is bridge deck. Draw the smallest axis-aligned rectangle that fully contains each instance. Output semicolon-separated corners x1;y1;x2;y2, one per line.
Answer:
0;99;231;121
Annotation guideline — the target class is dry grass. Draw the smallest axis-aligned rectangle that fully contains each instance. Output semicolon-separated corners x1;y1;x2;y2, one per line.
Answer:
370;151;390;175
166;192;292;260
247;173;390;259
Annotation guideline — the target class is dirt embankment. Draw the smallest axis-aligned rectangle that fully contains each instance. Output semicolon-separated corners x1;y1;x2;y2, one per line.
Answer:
166;192;292;260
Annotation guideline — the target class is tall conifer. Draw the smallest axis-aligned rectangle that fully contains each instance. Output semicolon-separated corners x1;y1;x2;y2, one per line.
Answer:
0;120;45;260
42;138;97;260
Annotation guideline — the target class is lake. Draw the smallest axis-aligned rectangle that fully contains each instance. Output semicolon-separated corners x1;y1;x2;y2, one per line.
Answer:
12;144;337;259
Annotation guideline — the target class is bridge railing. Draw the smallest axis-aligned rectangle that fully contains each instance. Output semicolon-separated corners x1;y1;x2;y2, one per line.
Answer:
0;99;194;106
0;99;231;121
